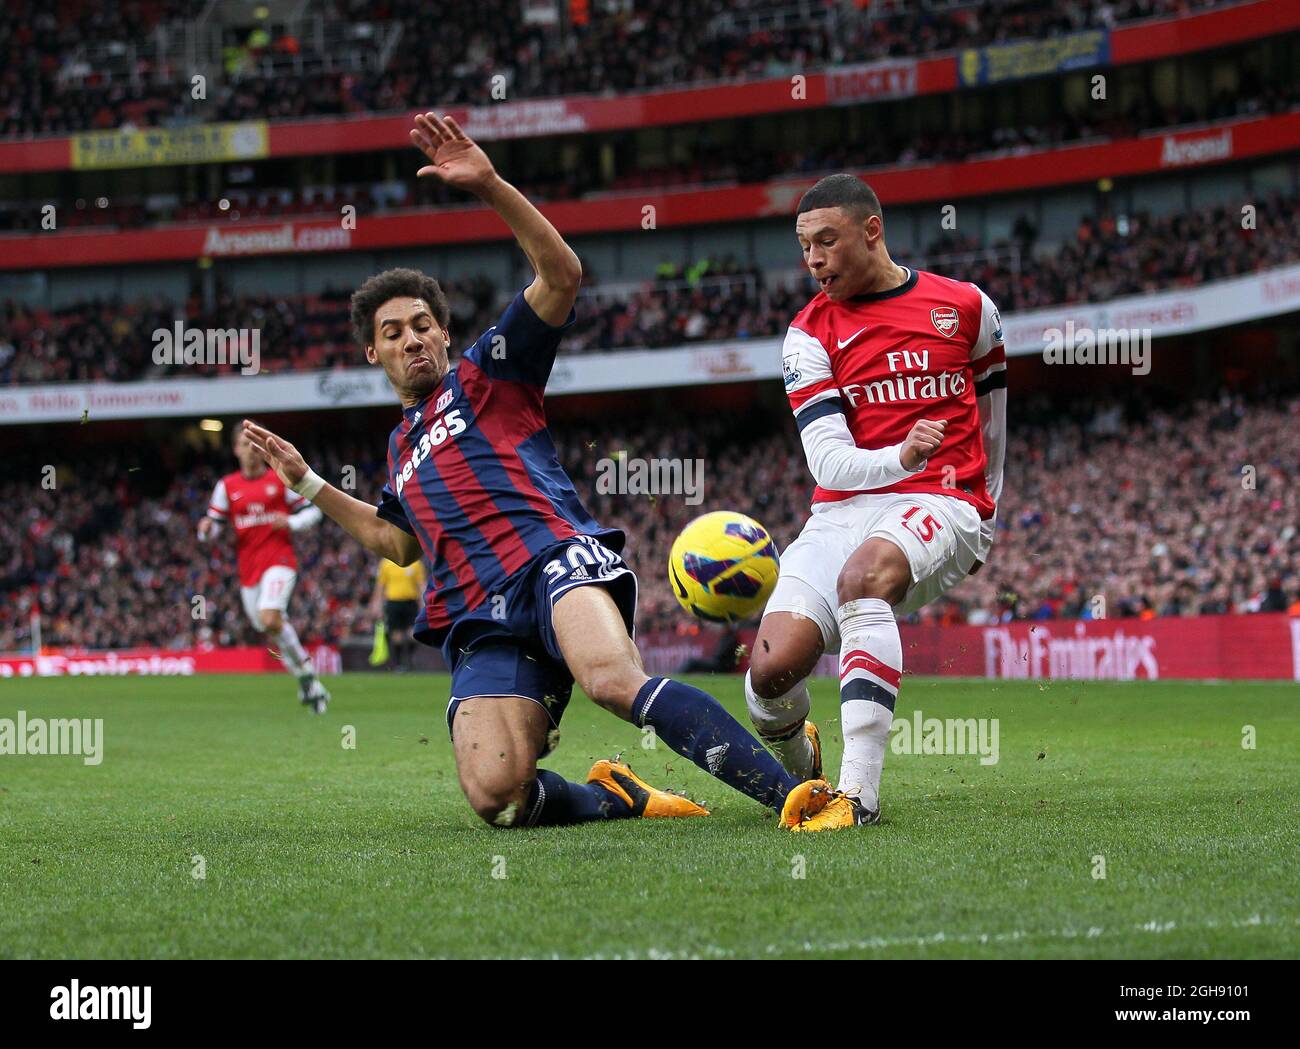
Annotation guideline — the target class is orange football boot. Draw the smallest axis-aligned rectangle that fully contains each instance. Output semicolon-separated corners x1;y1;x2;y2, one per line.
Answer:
587;759;710;818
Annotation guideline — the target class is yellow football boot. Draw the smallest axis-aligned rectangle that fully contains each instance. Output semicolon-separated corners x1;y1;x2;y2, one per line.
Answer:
789;792;881;832
779;778;837;828
587;759;710;818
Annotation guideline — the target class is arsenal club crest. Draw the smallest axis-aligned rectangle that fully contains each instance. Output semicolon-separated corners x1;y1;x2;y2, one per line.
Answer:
931;307;959;338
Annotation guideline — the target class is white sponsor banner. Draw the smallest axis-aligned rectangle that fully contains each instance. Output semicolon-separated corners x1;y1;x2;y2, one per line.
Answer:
546;341;771;394
0;342;777;424
0;369;399;425
5;262;1300;424
997;260;1300;358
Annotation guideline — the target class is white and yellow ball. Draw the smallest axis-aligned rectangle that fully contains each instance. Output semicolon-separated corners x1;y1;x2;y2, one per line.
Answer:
668;511;780;623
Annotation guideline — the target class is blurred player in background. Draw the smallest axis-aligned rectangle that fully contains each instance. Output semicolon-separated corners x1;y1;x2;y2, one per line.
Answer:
197;420;331;713
244;112;823;830
369;557;427;671
748;174;1008;830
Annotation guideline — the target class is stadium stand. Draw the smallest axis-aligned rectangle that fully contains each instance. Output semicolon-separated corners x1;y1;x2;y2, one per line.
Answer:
0;0;1233;136
2;384;1296;654
5;187;1297;384
4;67;1295;231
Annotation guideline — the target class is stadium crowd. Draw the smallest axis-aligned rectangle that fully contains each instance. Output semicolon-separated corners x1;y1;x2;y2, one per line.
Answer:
0;276;499;385
930;188;1300;312
1;0;1234;137
0;435;384;655
942;389;1300;623
3;65;1293;233
4;188;1299;385
568;391;1300;631
1;385;1296;656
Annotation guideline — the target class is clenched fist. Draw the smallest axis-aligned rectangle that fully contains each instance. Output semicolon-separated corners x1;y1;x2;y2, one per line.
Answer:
900;418;946;472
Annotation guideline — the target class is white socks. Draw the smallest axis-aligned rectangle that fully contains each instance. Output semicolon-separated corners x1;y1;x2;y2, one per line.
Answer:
745;670;816;779
836;598;901;813
276;621;312;679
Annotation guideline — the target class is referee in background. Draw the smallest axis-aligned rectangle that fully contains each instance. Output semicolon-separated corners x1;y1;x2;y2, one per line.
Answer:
369;557;427;671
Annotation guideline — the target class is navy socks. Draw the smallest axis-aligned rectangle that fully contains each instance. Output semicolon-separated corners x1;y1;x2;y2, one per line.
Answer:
631;677;800;811
509;677;806;825
522;769;632;825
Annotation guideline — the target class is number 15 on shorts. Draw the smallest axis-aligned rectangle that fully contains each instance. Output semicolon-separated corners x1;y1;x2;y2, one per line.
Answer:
900;505;943;543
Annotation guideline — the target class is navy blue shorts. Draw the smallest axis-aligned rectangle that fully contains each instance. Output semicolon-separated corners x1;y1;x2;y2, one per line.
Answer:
442;535;637;755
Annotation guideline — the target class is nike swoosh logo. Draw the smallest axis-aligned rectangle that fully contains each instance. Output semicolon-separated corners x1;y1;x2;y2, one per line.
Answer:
837;327;868;349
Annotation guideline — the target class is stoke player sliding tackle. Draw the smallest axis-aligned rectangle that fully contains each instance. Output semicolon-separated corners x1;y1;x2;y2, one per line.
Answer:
749;174;1008;831
197;420;331;712
243;112;824;829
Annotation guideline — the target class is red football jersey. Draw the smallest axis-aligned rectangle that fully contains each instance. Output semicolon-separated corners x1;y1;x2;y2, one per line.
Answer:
207;469;304;586
783;268;1005;519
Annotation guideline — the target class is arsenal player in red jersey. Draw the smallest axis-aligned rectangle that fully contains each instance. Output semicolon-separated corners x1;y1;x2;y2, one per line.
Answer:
197;420;330;712
748;174;1009;831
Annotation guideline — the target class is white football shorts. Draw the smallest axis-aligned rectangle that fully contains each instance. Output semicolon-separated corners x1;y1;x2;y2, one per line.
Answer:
764;492;984;650
240;565;298;625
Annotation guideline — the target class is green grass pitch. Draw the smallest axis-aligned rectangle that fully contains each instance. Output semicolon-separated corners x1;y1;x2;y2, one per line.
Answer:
1;673;1296;959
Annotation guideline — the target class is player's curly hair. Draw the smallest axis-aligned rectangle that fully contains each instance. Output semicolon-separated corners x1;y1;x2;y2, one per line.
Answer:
350;268;451;349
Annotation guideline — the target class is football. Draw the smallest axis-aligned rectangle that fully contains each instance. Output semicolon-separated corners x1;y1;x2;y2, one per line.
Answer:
668;511;780;623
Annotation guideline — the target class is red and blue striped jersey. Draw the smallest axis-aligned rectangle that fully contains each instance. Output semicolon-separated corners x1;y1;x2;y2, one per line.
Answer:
376;290;622;644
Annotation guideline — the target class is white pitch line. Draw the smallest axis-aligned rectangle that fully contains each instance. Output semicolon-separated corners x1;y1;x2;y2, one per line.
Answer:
566;913;1297;960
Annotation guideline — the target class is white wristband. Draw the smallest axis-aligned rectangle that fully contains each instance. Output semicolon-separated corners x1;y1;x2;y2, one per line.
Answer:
291;469;325;500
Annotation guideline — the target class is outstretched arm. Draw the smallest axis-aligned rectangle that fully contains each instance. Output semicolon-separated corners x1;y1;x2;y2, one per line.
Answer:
242;421;421;566
409;112;581;326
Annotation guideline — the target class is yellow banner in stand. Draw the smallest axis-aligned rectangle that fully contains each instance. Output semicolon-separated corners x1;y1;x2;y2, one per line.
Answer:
71;121;269;170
